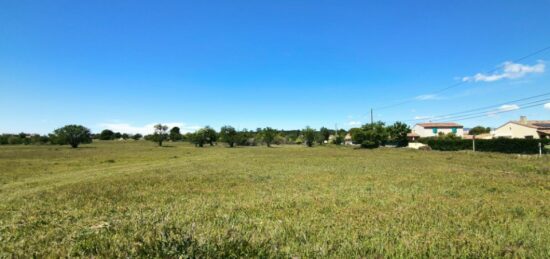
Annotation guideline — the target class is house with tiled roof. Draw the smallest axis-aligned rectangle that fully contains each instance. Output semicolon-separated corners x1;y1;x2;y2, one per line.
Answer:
411;122;464;138
493;116;550;139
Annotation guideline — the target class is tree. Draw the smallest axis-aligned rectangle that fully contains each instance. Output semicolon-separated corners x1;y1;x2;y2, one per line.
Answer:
190;128;208;147
99;129;115;140
151;124;169;146
132;134;143;140
114;132;122;139
351;122;389;148
219;126;238;147
261;127;277;147
469;126;491;135
388;121;410;147
169;127;183;141
315;132;325;145
319;127;331;142
203;126;218;146
303;126;316;147
122;133;130;140
52;125;92;148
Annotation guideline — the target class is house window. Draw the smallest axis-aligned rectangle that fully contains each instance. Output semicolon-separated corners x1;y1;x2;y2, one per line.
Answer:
452;128;457;134
432;128;438;134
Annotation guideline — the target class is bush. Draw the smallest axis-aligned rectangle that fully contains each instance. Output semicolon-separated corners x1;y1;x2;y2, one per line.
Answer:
418;145;432;151
361;140;379;149
419;138;550;154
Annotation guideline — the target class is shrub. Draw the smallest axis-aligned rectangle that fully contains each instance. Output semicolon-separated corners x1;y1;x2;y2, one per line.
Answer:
361;140;379;149
99;129;115;140
418;145;432;151
419;138;550;154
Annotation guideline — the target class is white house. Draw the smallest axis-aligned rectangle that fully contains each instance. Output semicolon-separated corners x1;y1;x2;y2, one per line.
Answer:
412;122;464;138
493;116;550;139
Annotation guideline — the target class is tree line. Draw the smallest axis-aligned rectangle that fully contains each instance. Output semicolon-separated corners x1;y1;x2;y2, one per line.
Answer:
0;121;415;149
144;124;348;147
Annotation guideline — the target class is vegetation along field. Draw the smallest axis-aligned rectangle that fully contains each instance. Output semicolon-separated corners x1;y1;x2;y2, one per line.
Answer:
1;141;549;257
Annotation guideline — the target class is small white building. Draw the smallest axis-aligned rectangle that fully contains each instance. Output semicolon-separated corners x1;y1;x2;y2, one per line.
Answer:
412;122;464;138
344;133;353;145
493;116;550;139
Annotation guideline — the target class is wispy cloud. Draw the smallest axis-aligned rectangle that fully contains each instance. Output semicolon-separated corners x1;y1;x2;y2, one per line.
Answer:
99;122;201;134
545;103;550;110
486;104;520;117
415;94;440;101
497;104;520;112
462;61;545;82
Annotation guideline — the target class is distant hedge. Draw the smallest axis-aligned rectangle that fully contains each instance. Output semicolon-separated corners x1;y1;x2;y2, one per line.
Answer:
418;138;550;154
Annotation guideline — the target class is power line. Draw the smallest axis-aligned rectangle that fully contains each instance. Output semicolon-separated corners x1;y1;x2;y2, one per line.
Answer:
429;98;550;122
406;91;550;122
374;45;550;111
435;100;549;122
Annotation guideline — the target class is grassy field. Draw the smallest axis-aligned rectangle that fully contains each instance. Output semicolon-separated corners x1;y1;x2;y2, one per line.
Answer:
1;141;549;257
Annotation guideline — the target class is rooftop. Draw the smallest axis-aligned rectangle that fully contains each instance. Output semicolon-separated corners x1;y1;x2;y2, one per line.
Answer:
416;123;463;128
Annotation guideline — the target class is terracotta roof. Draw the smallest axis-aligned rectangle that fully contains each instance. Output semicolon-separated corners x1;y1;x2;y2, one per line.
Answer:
407;132;420;137
510;120;550;129
416;122;463;128
538;129;550;135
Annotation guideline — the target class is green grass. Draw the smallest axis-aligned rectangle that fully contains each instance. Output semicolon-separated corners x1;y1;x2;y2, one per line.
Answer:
1;141;549;257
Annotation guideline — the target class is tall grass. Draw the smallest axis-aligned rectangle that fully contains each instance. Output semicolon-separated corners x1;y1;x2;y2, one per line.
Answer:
1;142;549;257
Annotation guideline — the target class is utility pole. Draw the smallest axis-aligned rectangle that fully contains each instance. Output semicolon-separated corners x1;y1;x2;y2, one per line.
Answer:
370;108;373;125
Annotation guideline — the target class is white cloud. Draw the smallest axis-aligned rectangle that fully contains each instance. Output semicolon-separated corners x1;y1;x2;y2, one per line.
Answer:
99;122;201;135
462;61;545;82
415;94;439;101
544;103;550;110
348;121;362;126
498;104;520;112
486;104;520;117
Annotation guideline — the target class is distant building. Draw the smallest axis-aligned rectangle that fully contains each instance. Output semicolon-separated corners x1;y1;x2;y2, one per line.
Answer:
412;123;464;138
407;132;420;141
493;116;550;139
344;133;353;145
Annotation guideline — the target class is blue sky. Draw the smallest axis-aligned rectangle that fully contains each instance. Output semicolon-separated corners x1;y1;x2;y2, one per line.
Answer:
1;0;550;134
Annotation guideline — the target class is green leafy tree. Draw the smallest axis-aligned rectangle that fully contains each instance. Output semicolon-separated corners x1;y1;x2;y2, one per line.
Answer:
388;121;410;147
52;125;92;148
352;122;389;148
169;127;183;141
132;134;143;140
315;132;325;145
319;127;331;142
122;133;129;140
151;124;169;146
333;134;344;145
261;127;277;147
469;126;491;135
303;126;316;147
220;126;238;147
114;132;122;139
203;126;218;146
99;129;115;140
190;128;208;147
